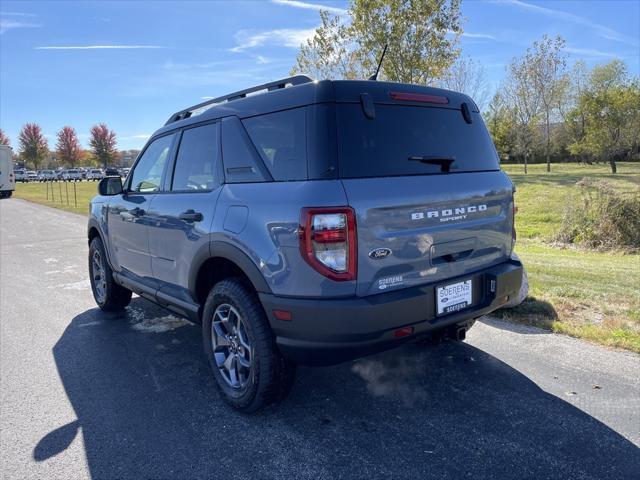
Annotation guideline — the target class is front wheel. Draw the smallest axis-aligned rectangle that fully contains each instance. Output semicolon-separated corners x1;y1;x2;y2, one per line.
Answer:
202;278;296;412
88;237;132;311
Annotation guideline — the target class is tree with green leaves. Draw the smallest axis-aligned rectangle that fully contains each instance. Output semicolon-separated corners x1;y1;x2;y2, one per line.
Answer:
573;61;640;173
485;92;517;162
291;0;462;84
291;10;363;80
18;123;48;170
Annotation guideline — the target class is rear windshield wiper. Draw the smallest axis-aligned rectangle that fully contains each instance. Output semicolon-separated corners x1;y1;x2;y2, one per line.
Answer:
408;156;456;173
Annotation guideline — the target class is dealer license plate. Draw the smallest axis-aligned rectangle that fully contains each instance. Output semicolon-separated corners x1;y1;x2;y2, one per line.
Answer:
436;280;472;316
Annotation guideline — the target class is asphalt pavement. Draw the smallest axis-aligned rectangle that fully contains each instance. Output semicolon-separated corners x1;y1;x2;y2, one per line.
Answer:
1;198;639;480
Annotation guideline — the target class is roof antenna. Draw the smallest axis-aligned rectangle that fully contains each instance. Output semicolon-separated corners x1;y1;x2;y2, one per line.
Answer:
368;44;388;81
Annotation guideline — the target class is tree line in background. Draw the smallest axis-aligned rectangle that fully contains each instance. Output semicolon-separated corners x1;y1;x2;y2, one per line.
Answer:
487;37;639;174
292;0;639;173
0;124;140;171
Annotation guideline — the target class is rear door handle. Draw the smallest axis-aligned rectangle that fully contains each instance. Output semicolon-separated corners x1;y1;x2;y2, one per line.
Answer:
179;209;203;222
129;207;145;217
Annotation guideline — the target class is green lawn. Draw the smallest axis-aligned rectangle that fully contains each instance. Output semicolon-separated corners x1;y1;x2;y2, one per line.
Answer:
13;180;98;215
13;163;640;352
499;162;640;352
502;162;640;239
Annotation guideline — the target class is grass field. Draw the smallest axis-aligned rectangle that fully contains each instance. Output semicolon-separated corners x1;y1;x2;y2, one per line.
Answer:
12;180;98;215
500;162;640;352
502;162;640;239
12;162;640;352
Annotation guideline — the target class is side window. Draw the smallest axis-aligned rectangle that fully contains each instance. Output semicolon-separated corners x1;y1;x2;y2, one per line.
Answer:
171;123;220;191
221;116;270;183
129;134;174;193
242;108;307;181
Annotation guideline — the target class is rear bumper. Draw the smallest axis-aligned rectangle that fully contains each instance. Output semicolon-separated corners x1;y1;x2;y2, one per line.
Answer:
259;259;523;365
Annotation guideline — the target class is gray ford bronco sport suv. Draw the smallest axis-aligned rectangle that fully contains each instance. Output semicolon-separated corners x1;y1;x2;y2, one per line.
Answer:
88;75;523;411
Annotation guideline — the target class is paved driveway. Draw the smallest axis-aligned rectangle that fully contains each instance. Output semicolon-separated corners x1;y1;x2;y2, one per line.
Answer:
1;199;639;479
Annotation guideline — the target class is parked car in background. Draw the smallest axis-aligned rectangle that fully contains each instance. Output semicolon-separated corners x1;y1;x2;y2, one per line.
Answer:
27;171;38;182
63;169;83;181
104;167;119;177
14;168;28;182
38;170;57;181
87;168;104;181
121;167;131;178
77;167;88;180
0;145;16;198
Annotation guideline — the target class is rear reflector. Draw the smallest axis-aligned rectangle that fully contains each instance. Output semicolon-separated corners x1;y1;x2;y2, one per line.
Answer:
394;326;414;338
273;309;292;321
312;228;346;243
389;91;449;104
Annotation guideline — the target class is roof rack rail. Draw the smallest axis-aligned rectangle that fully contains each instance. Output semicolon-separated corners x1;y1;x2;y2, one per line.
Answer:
164;74;314;125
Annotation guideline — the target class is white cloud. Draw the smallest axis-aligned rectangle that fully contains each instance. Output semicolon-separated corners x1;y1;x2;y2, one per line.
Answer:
0;19;40;34
271;0;347;15
35;45;165;50
230;28;316;52
447;30;498;41
564;47;621;58
461;32;497;40
0;11;37;17
495;0;639;46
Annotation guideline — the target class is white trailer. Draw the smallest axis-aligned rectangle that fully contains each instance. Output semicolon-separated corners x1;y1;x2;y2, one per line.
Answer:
0;145;16;198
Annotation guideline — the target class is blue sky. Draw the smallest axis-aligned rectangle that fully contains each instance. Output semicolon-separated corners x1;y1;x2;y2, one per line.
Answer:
1;0;638;151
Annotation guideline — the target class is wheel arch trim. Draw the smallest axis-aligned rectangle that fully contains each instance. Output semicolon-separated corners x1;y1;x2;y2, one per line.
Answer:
87;219;115;270
189;241;272;299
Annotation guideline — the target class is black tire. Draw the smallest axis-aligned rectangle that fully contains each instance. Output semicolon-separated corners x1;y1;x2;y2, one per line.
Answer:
88;237;132;311
202;278;296;412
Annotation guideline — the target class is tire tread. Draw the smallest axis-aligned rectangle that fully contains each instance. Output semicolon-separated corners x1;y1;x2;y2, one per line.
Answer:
203;278;295;412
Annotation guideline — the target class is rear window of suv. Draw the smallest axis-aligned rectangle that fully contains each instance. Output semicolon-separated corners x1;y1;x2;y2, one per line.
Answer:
335;104;499;178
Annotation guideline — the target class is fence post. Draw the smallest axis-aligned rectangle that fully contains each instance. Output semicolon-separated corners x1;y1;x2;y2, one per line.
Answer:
65;181;69;205
59;181;63;204
74;181;77;207
46;181;49;201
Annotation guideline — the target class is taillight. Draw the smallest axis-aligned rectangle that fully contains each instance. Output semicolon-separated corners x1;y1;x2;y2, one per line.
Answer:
299;207;357;281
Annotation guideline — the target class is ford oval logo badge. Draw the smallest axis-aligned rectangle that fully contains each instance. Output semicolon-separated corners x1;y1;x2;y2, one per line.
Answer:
369;248;392;259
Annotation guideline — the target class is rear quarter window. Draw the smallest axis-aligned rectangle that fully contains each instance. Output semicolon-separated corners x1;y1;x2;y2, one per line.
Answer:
336;104;499;178
242;108;307;181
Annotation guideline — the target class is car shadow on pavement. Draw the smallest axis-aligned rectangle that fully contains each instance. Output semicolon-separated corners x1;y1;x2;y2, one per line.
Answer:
36;297;640;479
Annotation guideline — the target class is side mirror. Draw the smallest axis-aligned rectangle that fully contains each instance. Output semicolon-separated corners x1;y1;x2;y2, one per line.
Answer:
98;176;123;196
